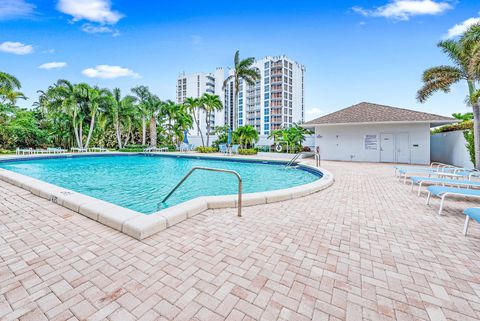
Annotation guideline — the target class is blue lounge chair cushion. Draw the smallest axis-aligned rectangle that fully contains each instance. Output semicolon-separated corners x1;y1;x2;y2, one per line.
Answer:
427;186;480;197
464;208;480;223
411;176;480;186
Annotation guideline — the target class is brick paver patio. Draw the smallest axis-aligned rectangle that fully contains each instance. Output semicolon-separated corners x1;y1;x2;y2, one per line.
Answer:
1;161;480;321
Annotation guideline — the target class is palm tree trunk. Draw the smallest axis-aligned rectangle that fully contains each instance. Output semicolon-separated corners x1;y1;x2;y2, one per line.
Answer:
123;122;131;147
192;111;205;147
115;118;122;149
149;116;157;147
206;111;210;147
72;118;81;148
79;122;83;148
84;113;96;149
472;103;480;169
233;87;238;130
142;116;146;145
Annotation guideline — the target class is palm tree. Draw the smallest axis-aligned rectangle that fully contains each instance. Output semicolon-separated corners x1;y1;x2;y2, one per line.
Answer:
77;84;109;149
104;88;137;149
0;71;26;105
223;51;260;130
144;94;162;147
417;24;480;168
162;100;180;143
183;97;204;146
171;104;193;145
233;125;259;148
131;85;151;145
199;93;223;146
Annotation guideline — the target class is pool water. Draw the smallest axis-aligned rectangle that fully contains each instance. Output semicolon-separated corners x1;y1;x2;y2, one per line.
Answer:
0;155;321;214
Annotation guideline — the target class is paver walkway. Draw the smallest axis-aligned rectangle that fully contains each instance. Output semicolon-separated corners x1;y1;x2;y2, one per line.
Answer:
1;161;480;321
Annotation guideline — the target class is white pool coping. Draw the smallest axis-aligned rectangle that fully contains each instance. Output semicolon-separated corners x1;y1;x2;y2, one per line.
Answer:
0;153;334;240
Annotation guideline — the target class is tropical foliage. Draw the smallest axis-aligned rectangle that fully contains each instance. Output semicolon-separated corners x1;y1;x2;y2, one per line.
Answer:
417;23;480;168
1;74;195;150
268;123;312;153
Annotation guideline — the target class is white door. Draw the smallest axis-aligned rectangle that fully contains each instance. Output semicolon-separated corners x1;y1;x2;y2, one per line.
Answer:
380;133;394;162
395;133;410;164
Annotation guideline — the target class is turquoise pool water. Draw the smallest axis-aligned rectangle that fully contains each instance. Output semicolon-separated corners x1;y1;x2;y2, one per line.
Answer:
0;155;321;214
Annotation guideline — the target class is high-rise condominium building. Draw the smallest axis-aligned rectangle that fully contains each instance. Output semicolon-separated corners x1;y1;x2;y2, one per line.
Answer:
176;68;225;136
176;55;305;137
224;55;305;135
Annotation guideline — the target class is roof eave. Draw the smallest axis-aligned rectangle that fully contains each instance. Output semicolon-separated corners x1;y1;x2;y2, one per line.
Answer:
302;120;458;128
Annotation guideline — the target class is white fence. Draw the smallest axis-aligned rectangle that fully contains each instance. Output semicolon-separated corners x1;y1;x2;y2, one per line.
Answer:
186;134;315;148
431;130;473;168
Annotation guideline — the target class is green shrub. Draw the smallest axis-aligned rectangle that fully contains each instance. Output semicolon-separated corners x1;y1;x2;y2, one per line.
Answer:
195;146;218;153
0;149;15;154
464;130;475;165
238;148;257;155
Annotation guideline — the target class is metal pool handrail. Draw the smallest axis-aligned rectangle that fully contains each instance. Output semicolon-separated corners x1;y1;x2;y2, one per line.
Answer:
286;151;321;167
160;166;243;217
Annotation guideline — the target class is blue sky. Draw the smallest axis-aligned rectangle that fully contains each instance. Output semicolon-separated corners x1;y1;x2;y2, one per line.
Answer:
1;0;479;119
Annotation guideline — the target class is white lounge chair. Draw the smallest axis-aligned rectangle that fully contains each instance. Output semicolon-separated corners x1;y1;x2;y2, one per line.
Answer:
463;208;480;236
144;147;168;152
71;147;88;153
88;147;108;152
410;176;480;196
231;144;239;155
426;186;480;215
219;144;228;154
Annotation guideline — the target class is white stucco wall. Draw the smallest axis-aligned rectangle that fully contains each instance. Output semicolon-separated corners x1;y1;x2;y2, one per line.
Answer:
431;130;473;168
314;123;431;164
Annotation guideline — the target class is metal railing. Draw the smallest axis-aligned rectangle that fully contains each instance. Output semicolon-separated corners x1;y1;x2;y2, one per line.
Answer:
286;151;321;167
160;166;243;217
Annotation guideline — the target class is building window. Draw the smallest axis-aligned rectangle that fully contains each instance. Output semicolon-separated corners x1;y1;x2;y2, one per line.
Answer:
264;61;270;68
265;85;269;92
264;93;269;99
264;69;270;77
265;77;269;84
264;108;269;115
264;124;270;130
265;100;269;107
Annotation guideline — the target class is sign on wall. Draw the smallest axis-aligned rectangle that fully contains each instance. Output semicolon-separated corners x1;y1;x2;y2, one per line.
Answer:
364;134;378;150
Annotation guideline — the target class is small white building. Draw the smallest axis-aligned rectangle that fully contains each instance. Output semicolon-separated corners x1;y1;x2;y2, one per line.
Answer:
303;102;456;164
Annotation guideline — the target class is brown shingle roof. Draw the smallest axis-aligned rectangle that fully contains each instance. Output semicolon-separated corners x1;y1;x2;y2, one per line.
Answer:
304;102;456;125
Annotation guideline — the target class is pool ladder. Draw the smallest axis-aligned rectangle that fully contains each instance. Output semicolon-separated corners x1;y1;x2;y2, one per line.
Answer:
159;166;243;217
285;151;321;167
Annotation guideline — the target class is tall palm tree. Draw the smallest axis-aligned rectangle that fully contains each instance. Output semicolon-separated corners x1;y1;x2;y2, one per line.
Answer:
417;24;480;168
200;93;223;146
223;51;260;130
183;97;205;146
131;85;151;145
144;94;162;147
77;84;109;149
104;88;137;149
0;71;26;105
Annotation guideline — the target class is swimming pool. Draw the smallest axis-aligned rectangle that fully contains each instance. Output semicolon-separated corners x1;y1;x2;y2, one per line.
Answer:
0;154;322;214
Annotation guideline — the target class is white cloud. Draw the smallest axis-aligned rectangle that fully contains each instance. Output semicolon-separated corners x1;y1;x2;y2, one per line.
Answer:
82;23;119;36
38;62;67;70
353;0;451;21
0;41;33;55
57;0;123;24
0;0;35;20
306;107;323;120
82;65;139;79
445;16;480;38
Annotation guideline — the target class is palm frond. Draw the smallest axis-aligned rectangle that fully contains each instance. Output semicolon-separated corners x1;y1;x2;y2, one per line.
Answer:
417;73;463;103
